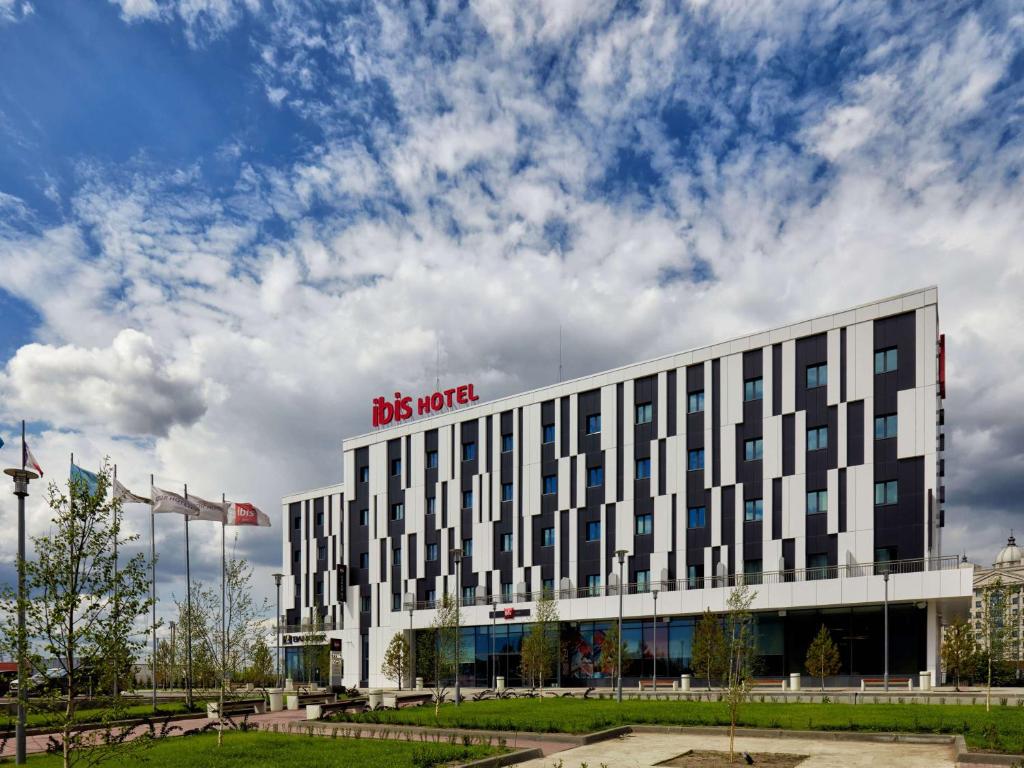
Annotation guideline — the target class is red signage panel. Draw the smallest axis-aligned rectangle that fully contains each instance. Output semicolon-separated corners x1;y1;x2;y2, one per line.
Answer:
372;383;480;427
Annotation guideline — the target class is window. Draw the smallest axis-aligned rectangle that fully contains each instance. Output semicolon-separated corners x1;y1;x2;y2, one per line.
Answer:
315;579;322;595
806;490;828;515
687;564;703;588
807;426;828;451
292;550;300;563
317;544;326;561
688;449;705;471
315;510;323;527
875;414;898;440
743;559;763;585
359;552;369;568
874;480;898;506
501;482;513;502
807;553;830;580
462;442;476;461
688;390;705;413
425;450;438;469
426;497;436;515
543;424;555;444
586;521;601;541
542;577;555;594
586;574;601;596
636;570;651;592
462;490;473;509
390;503;405;521
874;347;898;374
462;586;476;605
688;506;706;528
635;513;653;535
360;508;369;526
543;474;558;494
359;466;369;483
501;433;513;453
391;458;402;476
293;516;300;530
587;466;604;487
744;499;764;522
426;543;439;561
359;596;371;613
425;589;436;605
874;546;896;566
392;547;401;566
806;363;828;389
586;414;601;434
744;438;764;461
392;593;402;611
495;582;512;603
542;527;555;547
463;538;473;557
744;377;763;401
635;458;651;479
635;402;653;424
500;533;513;552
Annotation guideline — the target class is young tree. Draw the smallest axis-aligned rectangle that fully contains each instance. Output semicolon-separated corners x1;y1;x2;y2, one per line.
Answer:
0;463;152;768
977;581;1011;711
301;608;328;685
381;632;411;690
598;623;621;685
691;609;726;690
724;584;758;762
248;636;275;687
430;593;460;719
941;618;976;692
521;592;559;688
804;624;841;691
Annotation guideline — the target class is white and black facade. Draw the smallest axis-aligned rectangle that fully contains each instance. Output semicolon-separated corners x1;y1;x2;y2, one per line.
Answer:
282;287;971;688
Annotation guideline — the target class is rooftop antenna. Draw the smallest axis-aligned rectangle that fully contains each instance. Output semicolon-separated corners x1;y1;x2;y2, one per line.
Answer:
435;337;440;391
558;324;563;383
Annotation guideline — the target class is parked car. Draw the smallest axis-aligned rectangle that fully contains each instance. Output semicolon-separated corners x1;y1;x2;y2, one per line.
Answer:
9;667;67;696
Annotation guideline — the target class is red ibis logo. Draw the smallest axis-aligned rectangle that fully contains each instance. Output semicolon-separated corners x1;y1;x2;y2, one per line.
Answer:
503;607;515;620
232;503;259;526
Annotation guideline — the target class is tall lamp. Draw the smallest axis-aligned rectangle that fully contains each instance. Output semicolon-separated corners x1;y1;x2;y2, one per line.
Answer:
452;547;463;706
615;549;628;704
272;573;284;687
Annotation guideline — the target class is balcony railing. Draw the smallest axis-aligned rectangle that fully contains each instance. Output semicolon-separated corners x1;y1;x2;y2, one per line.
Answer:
281;620;340;633
407;555;962;611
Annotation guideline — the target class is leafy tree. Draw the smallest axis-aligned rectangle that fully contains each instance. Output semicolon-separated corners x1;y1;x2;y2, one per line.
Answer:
0;462;152;768
598;623;621;684
247;636;275;687
521;592;559;688
724;584;758;762
691;609;726;690
804;624;841;690
381;632;411;690
429;593;460;719
941;618;976;692
301;608;329;685
977;581;1012;710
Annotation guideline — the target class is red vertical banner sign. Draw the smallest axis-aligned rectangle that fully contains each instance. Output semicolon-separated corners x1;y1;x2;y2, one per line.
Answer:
938;333;946;399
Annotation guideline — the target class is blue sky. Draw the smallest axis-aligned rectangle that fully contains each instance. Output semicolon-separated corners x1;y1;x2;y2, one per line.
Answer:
0;0;1022;614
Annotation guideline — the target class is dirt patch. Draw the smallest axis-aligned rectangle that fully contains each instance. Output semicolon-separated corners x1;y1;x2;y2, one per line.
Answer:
656;750;808;767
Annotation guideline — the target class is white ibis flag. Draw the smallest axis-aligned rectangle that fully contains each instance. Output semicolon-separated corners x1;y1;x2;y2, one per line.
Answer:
152;487;201;517
189;493;228;522
226;502;271;527
113;476;150;505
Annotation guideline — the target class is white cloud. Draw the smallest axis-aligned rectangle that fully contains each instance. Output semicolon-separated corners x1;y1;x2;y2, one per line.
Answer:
109;0;163;22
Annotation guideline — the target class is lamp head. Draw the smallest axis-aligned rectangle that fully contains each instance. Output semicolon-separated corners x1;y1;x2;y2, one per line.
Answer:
615;549;628;565
452;547;463;564
272;572;284;586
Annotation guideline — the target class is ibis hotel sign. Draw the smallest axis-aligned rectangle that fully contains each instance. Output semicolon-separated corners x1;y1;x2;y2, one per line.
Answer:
372;383;480;428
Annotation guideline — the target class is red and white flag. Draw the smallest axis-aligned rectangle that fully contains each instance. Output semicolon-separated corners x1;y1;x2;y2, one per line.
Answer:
23;441;43;477
225;502;271;527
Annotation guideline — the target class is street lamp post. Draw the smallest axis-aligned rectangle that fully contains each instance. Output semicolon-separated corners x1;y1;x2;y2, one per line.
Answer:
407;599;415;691
652;589;659;691
272;573;283;687
452;547;463;706
490;595;497;690
169;621;176;690
883;569;890;692
615;549;628;704
5;459;37;767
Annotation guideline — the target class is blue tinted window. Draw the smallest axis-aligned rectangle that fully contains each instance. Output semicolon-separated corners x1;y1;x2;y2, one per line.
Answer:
543;475;558;495
688;449;704;471
635;458;651;479
587;466;604;487
806;363;827;389
635;513;653;535
543;424;555;443
501;434;513;452
501;482;513;502
586;414;601;434
462;442;476;461
688;507;706;528
586;521;601;541
744;499;763;522
688;391;704;413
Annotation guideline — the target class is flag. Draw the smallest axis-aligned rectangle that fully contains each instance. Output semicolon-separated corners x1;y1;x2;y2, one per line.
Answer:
225;502;271;527
0;436;4;449
112;476;150;505
152;486;201;517
70;463;99;495
24;442;43;477
188;493;227;523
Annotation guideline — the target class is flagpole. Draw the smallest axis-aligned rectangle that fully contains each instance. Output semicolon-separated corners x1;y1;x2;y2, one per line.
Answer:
218;493;226;747
184;484;194;711
112;464;120;700
150;473;157;714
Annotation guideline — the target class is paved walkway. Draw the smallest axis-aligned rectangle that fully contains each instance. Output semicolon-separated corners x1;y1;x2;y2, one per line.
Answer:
515;731;957;768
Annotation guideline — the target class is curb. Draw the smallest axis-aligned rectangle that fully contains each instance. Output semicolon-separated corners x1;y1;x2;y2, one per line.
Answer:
629;724;958;744
462;747;544;767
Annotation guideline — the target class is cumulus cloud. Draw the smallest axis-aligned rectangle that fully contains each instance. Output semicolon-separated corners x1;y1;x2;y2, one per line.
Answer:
1;329;207;437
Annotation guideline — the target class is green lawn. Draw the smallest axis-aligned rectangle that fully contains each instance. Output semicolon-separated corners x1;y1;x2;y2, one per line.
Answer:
332;697;1024;754
23;731;504;767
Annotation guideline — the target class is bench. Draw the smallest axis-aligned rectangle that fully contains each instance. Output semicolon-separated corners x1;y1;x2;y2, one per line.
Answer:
395;692;432;708
307;698;364;720
751;678;788;690
206;698;267;720
638;680;677;690
861;677;912;691
298;692;336;706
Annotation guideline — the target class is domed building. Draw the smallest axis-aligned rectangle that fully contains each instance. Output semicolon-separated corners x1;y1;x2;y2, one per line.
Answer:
969;534;1024;681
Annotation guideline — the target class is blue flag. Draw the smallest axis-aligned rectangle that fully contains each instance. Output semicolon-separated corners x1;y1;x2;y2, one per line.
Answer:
0;436;4;449
70;463;99;495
